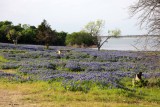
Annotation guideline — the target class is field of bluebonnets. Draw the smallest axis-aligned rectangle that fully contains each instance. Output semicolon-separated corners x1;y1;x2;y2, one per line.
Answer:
1;43;160;106
0;43;160;92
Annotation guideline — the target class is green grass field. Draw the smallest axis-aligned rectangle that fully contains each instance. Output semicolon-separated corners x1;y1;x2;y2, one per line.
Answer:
0;76;160;107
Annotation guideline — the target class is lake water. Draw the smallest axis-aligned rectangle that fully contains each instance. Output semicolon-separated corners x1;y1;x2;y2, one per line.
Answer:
100;36;159;51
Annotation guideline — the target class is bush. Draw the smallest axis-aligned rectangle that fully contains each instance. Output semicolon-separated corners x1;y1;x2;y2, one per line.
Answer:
66;31;95;47
134;79;148;87
156;79;160;87
62;80;92;93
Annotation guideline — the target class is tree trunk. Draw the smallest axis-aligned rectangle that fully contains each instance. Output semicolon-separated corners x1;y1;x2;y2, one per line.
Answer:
98;47;100;51
13;39;17;45
45;44;49;49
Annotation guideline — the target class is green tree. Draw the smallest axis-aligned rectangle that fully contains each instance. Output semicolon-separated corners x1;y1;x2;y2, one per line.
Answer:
36;19;56;49
6;29;22;45
83;20;121;51
83;20;105;50
20;24;37;44
54;31;67;46
0;21;13;43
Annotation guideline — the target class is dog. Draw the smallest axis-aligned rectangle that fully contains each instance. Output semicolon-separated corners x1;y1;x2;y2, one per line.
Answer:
132;72;142;87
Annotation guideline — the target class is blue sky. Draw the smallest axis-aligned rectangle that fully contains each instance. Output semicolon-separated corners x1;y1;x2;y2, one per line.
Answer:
0;0;147;35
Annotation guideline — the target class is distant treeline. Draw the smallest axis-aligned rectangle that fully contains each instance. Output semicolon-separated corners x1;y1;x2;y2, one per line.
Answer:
0;20;96;47
0;20;67;46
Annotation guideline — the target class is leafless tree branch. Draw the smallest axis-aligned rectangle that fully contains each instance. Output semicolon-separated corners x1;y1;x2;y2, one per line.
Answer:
130;0;160;49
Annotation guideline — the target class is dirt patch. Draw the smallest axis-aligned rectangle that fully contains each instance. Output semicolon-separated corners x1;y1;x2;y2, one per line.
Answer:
0;89;41;107
0;90;23;107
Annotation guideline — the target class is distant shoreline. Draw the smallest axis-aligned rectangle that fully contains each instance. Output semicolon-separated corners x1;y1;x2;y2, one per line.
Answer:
100;35;160;38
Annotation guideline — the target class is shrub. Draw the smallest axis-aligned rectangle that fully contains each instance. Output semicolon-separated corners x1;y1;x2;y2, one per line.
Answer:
65;31;95;47
62;80;92;93
134;79;148;87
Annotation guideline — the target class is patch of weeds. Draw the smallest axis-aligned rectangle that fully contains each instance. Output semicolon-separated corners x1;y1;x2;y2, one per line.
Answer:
147;78;160;87
62;80;93;93
134;79;148;87
2;50;26;54
156;79;160;87
0;55;9;63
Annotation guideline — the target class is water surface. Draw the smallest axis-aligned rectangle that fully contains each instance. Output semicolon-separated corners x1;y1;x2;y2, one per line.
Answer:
101;36;159;51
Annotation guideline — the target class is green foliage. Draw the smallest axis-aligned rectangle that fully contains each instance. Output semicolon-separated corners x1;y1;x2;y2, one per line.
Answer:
145;78;160;88
0;79;160;106
134;80;148;88
83;19;105;37
54;31;67;46
156;79;160;87
6;29;22;45
62;80;92;93
36;19;56;49
66;31;95;47
0;21;13;42
0;20;97;46
0;20;67;46
108;28;121;36
83;20;105;49
83;20;122;51
0;22;23;45
20;24;37;44
0;56;8;63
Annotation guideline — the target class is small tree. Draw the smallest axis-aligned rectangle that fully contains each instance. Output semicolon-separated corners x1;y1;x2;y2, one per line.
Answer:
83;20;120;51
6;29;22;45
36;20;56;49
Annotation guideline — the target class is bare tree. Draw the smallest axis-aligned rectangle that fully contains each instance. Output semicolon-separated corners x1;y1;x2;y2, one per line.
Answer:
129;0;160;49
